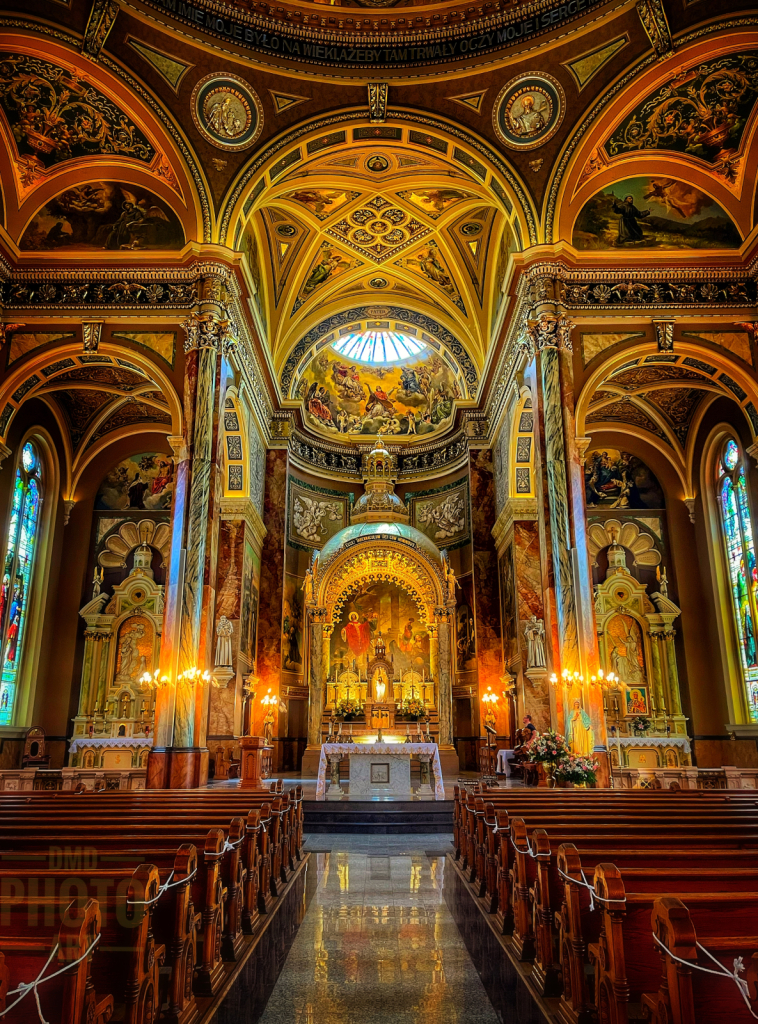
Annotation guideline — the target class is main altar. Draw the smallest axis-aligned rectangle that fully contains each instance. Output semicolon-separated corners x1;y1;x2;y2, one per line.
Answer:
300;440;458;778
316;741;444;799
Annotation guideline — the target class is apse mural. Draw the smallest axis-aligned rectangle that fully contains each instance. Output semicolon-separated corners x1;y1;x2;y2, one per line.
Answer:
297;343;460;439
330;582;431;679
95;453;174;511
572;177;740;250
20;183;185;251
584;449;665;509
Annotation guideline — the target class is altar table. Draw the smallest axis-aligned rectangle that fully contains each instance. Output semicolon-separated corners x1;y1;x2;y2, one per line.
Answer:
316;742;444;800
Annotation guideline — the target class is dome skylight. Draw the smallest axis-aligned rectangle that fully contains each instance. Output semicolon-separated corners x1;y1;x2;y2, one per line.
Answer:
332;330;426;364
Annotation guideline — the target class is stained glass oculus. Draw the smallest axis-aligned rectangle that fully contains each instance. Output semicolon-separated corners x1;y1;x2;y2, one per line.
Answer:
0;442;42;726
717;439;758;723
332;330;426;364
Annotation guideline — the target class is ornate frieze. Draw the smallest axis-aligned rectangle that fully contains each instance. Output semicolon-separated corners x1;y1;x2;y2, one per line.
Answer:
82;0;120;59
368;83;388;123
635;0;673;59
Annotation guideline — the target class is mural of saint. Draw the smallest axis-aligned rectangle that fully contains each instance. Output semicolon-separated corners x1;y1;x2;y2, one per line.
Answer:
584;449;664;509
342;612;372;663
572;177;741;251
96;453;174;511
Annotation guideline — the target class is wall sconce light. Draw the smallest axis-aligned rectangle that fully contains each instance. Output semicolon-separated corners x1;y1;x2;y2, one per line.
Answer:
178;667;218;688
260;688;277;707
481;687;498;707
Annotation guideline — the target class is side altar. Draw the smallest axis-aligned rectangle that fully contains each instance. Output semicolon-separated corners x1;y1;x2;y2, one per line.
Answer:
316;741;444;799
299;440;458;778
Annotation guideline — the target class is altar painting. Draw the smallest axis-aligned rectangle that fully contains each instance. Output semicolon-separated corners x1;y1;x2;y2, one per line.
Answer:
607;613;647;687
625;684;650;718
96;453;174;511
584;449;664;509
282;573;303;672
330;582;430;678
115;615;154;684
456;574;476;672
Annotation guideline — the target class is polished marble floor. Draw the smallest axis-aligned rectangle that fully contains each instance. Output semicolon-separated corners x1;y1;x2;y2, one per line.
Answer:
252;834;502;1023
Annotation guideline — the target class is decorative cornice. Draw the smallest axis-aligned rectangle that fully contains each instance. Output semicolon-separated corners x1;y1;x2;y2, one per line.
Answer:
218;496;267;549
492;496;538;551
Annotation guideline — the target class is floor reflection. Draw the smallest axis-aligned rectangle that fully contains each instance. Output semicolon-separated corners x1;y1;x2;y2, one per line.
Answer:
249;839;501;1023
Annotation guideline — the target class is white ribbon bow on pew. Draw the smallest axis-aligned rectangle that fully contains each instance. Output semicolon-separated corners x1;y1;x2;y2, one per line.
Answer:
0;934;101;1024
653;933;758;1020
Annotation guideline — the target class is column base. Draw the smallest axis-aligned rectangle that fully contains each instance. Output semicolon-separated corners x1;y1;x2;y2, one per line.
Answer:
146;746;209;789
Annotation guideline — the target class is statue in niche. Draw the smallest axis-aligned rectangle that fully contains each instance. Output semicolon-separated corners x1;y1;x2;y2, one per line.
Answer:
566;697;594;756
608;614;646;685
214;615;234;668
372;664;390;703
115;619;151;683
523;615;546;669
263;706;275;745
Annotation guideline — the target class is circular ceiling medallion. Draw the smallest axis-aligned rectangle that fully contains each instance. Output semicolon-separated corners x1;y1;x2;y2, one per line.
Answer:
369;278;388;289
191;74;263;151
366;154;390;173
492;73;565;151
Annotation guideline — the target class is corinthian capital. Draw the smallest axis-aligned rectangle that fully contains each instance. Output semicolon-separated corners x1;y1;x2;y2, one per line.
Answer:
527;313;574;353
182;310;238;355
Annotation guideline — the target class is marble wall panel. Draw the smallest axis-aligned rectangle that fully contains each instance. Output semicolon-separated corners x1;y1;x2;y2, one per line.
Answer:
254;449;287;734
514;521;550;731
470;450;504;728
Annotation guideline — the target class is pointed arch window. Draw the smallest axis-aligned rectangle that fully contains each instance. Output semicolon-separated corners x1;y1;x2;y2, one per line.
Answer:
717;438;758;723
0;442;42;725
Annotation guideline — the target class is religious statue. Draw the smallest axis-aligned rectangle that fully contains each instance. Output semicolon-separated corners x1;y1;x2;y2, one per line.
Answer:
116;622;147;683
214;615;234;668
566;698;594;757
302;566;314;606
656;565;669;597
523;615;546;669
372;665;389;703
443;560;457;603
263;706;275;745
484;705;496;733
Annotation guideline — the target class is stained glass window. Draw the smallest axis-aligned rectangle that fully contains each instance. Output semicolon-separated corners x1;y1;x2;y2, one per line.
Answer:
332;330;426;364
717;439;758;723
0;442;42;725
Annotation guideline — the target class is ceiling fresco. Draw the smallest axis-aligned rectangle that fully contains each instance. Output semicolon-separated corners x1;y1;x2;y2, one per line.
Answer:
237;138;515;380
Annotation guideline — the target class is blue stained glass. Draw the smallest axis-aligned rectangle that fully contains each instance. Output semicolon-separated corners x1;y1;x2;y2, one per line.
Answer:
332;330;426;364
718;443;758;723
0;444;42;725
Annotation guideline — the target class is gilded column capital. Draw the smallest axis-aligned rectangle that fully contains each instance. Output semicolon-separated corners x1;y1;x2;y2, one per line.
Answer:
182;309;238;355
527;312;574;353
168;435;189;464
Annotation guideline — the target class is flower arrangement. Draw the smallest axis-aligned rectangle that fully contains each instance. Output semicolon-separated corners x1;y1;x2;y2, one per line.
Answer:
631;716;650;735
555;753;599;786
529;729;567;763
399;698;425;720
335;698;363;721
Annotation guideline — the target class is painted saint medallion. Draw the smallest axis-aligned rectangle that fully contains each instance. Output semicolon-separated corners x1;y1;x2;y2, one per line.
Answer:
191;74;263;151
492;73;565;151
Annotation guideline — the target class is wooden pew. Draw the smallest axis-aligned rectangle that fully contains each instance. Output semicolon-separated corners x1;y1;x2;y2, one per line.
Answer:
645;896;758;1024
0;864;164;1024
590;865;758;1024
0;897;114;1024
554;843;758;1022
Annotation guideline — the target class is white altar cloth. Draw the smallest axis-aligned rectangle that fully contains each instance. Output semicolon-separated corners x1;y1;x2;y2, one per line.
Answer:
316;742;444;800
69;736;153;752
608;735;691;754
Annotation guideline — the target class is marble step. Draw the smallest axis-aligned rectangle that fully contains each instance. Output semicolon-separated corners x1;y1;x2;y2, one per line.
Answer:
303;799;454;832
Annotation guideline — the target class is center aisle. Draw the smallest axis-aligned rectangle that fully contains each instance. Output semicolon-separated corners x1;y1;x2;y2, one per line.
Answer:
255;835;501;1023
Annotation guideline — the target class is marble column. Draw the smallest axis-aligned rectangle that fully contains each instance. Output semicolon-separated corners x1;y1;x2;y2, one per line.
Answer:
648;633;667;715
148;283;235;789
534;319;579;674
436;608;453;746
663;630;683;716
307;614;325;746
94;635;111;712
77;631;98;717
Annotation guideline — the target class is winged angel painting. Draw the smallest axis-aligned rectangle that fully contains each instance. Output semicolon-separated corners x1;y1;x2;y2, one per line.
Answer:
292;494;342;543
20;182;185;251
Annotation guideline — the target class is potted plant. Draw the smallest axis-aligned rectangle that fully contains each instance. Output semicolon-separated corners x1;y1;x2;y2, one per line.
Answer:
530;729;568;788
555;753;600;788
630;716;650;737
398;698;425;721
335;698;363;721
